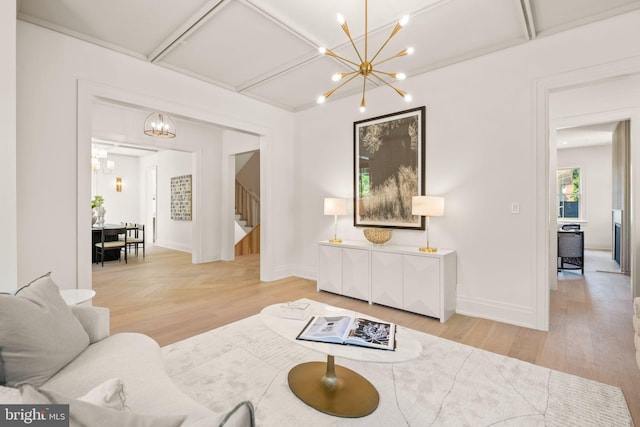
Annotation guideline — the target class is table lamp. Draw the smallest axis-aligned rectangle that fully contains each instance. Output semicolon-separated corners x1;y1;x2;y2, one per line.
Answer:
412;195;444;252
324;198;348;243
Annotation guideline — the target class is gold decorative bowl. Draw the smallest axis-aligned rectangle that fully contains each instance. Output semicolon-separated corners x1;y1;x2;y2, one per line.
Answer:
363;228;392;245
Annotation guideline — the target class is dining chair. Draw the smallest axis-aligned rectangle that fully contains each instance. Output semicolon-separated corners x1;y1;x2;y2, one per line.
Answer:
95;226;127;266
126;224;145;258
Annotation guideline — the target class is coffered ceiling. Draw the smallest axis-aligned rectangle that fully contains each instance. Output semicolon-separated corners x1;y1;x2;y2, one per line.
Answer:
17;0;640;112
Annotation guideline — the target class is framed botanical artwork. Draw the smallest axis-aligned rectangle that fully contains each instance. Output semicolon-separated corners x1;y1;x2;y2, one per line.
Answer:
354;106;426;230
170;174;192;220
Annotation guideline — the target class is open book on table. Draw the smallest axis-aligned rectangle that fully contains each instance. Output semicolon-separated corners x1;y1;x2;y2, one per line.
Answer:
296;315;396;351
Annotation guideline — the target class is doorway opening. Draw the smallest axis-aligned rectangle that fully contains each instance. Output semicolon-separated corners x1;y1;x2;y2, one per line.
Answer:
78;81;275;289
233;149;260;258
554;120;629;277
541;70;640;332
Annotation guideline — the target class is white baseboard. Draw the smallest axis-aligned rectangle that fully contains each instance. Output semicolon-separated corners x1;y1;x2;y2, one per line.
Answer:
456;294;538;330
155;241;191;253
295;265;317;281
267;264;295;282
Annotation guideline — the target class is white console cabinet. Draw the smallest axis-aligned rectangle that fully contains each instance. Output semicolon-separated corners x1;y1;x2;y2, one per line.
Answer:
318;241;457;322
317;242;369;301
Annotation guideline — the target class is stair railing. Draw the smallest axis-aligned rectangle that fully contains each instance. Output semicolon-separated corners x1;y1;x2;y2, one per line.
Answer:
235;180;260;228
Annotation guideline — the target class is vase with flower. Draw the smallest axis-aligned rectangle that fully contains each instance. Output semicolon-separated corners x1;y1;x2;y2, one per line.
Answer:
91;195;105;226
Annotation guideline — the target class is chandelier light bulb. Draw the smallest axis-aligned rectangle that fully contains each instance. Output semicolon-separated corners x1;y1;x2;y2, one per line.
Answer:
404;94;413;102
337;13;345;24
407;47;415;55
318;47;327;54
399;15;410;27
332;73;342;82
317;95;326;104
359;105;366;113
396;73;406;80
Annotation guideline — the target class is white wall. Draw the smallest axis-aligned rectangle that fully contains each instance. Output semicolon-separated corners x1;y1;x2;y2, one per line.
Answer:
557;145;612;250
92;154;140;225
550;76;640;119
155;151;194;252
17;21;295;289
0;2;17;291
293;10;640;328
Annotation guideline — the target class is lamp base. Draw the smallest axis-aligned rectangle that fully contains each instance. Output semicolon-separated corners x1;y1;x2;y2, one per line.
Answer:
329;238;343;243
419;247;437;253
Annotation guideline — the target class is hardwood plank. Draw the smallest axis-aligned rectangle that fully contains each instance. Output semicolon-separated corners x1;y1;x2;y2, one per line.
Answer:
92;246;640;424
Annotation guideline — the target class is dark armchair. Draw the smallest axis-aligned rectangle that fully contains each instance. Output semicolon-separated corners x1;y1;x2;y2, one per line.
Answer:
557;230;584;274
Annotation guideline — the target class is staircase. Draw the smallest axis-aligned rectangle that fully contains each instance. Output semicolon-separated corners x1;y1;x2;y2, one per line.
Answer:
235;214;252;234
235;224;260;257
235;180;260;256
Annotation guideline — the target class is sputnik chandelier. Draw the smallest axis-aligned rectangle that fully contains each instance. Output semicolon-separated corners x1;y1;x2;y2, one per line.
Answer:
317;0;414;112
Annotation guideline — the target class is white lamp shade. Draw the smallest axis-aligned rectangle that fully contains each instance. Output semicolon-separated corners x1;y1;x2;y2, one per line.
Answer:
324;198;348;216
412;196;444;216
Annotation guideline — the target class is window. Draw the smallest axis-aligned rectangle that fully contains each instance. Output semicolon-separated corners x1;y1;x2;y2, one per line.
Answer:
557;168;581;219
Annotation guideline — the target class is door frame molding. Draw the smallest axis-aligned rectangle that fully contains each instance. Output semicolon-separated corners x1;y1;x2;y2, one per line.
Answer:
535;57;640;330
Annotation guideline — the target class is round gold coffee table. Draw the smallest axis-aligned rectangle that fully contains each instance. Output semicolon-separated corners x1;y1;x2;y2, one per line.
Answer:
260;300;422;418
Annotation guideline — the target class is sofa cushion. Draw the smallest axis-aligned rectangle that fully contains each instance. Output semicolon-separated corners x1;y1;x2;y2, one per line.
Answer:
78;378;126;411
70;305;110;343
43;333;214;423
0;272;89;387
22;384;187;427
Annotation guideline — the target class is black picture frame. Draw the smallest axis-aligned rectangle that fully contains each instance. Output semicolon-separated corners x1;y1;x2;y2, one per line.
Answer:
354;106;426;230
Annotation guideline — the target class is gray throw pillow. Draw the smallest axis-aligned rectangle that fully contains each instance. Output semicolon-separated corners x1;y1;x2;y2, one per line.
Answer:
21;385;187;427
0;273;90;387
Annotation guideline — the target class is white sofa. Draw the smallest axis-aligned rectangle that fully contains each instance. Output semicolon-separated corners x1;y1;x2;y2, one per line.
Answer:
0;274;253;427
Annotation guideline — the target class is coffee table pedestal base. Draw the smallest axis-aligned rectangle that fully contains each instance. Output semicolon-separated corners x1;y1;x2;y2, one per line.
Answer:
287;355;379;418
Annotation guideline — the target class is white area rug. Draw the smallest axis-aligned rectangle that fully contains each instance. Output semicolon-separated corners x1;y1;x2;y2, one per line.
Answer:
161;304;633;426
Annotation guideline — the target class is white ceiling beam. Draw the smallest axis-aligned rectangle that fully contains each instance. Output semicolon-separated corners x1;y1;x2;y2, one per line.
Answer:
148;0;230;63
518;0;536;40
534;2;640;39
16;13;147;61
243;0;322;50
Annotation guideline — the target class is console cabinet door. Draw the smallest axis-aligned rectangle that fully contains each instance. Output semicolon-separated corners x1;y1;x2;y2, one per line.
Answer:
371;251;403;308
403;255;440;317
342;248;369;301
318;244;342;294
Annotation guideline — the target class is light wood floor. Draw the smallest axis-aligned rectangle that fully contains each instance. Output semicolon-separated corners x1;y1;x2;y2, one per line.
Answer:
92;246;640;424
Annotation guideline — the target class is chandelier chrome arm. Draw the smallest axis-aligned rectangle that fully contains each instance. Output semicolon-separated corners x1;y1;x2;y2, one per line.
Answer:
371;70;405;80
337;16;364;65
370;72;410;99
369;19;408;65
373;47;414;68
319;72;362;102
322;48;361;69
360;74;368;111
